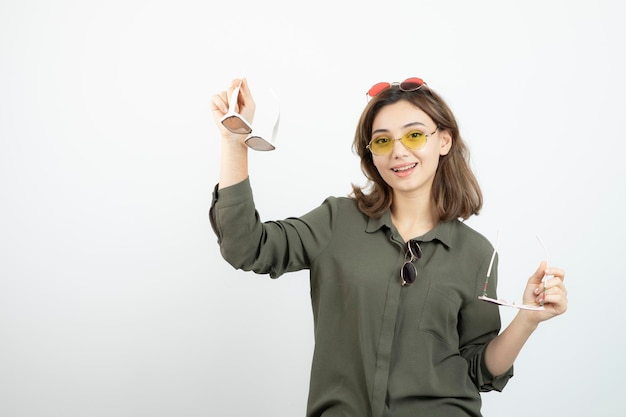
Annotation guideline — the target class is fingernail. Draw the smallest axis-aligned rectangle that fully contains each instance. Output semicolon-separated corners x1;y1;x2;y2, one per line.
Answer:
534;288;540;295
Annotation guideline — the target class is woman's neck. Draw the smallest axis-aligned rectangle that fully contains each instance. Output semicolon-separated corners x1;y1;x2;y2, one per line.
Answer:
390;192;438;242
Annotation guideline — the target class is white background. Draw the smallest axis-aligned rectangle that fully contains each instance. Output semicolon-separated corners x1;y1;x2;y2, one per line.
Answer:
1;0;624;416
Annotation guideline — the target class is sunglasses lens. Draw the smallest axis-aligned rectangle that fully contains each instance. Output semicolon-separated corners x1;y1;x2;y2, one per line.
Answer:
402;131;428;150
402;262;417;285
407;240;422;259
221;115;253;134
400;77;424;91
245;135;276;151
368;82;391;97
369;137;392;155
369;131;428;155
367;78;426;98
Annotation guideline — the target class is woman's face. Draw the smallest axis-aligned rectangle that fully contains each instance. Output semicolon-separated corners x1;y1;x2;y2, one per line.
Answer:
370;100;452;198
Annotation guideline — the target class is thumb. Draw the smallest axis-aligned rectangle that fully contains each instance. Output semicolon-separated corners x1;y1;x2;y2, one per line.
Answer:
527;261;547;285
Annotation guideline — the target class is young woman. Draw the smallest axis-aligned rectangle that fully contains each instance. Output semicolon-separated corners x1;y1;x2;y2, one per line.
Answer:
209;77;568;417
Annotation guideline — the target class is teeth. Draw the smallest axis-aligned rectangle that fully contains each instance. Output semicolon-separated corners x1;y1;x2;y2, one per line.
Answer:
393;163;417;172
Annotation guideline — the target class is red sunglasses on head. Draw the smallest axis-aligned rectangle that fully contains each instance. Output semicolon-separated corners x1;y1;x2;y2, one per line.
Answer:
367;77;426;98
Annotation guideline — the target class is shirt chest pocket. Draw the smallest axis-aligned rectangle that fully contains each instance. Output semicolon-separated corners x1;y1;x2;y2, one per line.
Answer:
417;281;462;346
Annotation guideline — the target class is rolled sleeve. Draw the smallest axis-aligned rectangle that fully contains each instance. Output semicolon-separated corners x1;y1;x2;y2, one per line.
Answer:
458;255;514;392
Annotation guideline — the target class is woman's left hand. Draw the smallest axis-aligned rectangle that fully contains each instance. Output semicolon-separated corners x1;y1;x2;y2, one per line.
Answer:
522;262;568;322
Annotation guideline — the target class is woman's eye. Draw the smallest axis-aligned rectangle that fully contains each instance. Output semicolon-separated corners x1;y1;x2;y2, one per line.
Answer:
407;131;424;139
374;137;390;145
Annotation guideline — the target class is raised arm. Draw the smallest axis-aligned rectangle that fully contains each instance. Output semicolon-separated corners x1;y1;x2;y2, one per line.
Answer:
210;78;256;189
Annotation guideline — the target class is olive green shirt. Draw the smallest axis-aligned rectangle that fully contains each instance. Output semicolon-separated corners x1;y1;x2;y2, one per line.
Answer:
210;178;512;417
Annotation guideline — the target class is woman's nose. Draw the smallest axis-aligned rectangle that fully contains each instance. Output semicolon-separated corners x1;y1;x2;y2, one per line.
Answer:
390;137;409;157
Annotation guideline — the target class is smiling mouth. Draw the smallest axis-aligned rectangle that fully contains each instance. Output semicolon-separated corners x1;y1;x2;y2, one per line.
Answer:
392;163;417;173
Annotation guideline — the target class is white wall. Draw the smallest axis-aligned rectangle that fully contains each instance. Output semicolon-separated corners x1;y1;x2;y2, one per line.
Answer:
1;0;623;416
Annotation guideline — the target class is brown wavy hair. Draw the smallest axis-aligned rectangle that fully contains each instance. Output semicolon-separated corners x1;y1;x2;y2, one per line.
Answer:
351;83;482;220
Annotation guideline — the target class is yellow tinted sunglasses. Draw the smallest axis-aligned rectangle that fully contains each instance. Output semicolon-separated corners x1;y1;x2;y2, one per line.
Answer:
367;127;438;156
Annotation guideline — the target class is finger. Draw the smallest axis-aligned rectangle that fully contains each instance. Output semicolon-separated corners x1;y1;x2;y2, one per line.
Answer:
238;78;254;108
224;78;247;113
527;261;547;285
240;77;249;97
545;277;568;297
542;290;568;314
545;266;565;281
211;92;229;114
541;281;568;300
533;274;563;302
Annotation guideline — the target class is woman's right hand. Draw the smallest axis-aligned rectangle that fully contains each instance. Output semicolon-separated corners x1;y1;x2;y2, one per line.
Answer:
211;78;256;144
213;78;255;188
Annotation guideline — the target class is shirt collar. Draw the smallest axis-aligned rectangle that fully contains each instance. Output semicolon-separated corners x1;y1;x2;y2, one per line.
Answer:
365;210;456;249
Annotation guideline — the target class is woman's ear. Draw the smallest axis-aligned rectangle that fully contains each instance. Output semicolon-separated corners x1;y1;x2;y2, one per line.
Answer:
439;129;452;156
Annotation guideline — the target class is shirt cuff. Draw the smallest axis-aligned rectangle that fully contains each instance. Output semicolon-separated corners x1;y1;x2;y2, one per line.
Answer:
212;177;253;208
209;177;253;240
478;355;514;392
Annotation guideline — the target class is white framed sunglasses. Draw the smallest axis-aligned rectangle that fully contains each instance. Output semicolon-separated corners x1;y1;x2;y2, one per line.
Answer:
478;233;552;311
220;81;280;152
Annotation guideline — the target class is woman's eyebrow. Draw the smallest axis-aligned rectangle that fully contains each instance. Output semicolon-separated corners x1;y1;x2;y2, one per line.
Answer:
372;122;426;136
